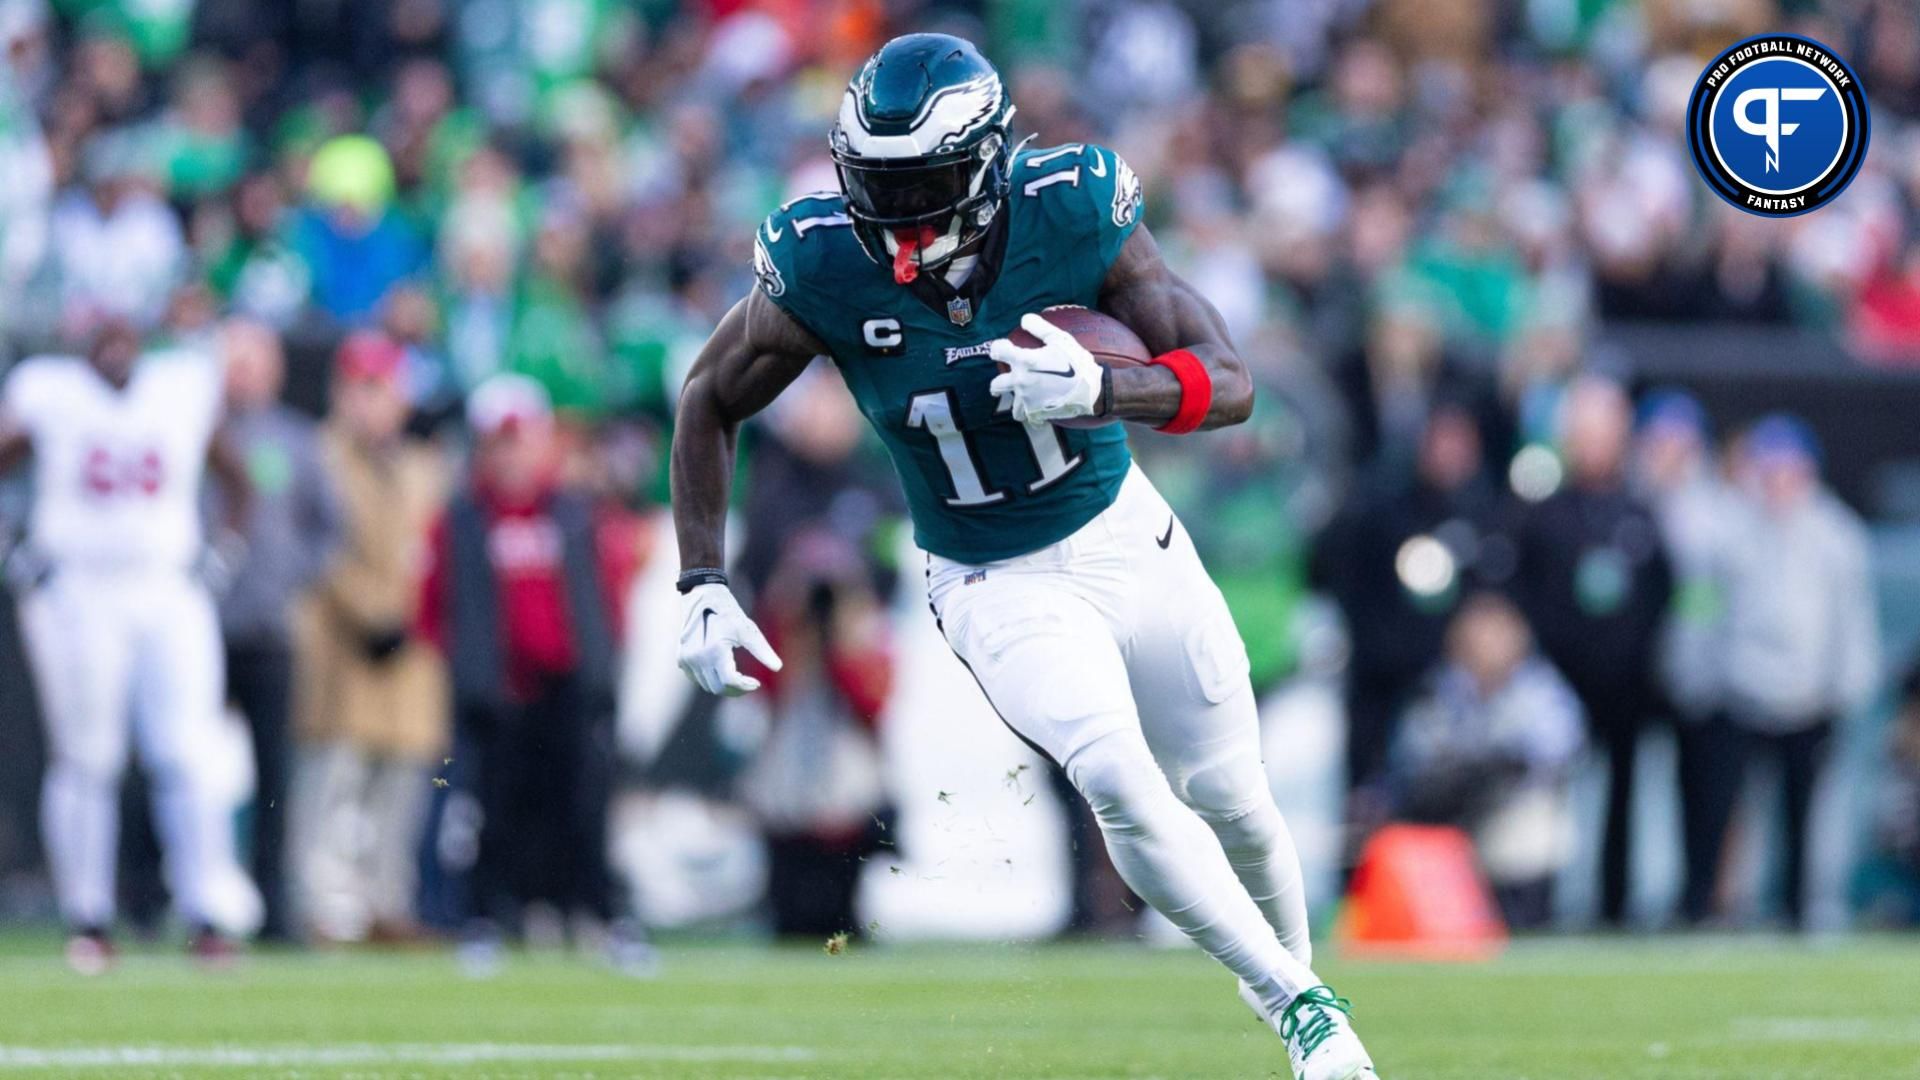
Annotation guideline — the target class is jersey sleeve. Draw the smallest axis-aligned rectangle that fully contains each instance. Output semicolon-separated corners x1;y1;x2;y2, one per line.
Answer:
751;193;850;345
1;364;30;420
154;349;227;437
1014;143;1144;291
1;358;57;430
1081;145;1144;273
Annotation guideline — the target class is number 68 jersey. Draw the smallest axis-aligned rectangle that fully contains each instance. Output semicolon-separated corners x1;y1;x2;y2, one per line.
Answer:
754;143;1144;564
2;350;222;572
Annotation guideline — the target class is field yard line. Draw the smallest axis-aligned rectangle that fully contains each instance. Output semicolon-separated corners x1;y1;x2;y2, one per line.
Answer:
1728;1016;1920;1043
0;1043;818;1068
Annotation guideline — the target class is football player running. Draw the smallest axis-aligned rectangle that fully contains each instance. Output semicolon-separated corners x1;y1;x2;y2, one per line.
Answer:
671;34;1377;1079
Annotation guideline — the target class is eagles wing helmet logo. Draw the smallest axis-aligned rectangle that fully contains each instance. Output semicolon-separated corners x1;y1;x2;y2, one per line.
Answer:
1686;33;1869;217
842;71;1005;157
929;75;1002;150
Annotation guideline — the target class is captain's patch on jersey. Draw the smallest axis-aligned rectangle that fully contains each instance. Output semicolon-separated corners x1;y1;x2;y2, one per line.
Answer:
862;317;904;355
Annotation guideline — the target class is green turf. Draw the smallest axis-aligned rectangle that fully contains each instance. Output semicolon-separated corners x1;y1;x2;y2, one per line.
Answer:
0;934;1914;1078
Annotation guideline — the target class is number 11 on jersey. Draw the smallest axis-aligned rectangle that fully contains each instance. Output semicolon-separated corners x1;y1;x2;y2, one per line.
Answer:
905;389;1082;507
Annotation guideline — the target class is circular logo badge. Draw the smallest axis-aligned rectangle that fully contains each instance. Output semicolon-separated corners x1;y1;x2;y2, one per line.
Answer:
1686;34;1869;217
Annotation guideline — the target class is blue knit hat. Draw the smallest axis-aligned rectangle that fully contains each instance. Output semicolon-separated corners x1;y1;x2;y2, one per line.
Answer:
1745;412;1821;468
1636;387;1707;438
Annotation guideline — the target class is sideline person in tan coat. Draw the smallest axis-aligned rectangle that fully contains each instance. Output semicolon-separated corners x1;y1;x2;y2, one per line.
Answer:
290;332;449;943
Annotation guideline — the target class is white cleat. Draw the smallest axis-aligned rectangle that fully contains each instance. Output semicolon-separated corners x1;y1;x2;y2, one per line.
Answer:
1238;980;1378;1080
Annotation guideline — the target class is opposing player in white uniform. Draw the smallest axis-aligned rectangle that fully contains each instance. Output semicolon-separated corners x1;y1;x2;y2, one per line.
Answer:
0;320;257;972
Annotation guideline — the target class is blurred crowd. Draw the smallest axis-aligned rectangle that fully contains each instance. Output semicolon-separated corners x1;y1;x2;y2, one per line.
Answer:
1319;379;1879;929
2;0;1920;949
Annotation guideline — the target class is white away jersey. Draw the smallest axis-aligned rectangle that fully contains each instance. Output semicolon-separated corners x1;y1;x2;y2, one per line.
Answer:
3;351;223;571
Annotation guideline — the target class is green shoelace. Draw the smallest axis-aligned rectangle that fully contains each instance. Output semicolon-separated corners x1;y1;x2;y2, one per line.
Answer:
1278;986;1354;1057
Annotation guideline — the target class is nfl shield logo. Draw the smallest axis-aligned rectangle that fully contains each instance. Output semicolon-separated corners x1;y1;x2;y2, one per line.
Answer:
946;296;973;326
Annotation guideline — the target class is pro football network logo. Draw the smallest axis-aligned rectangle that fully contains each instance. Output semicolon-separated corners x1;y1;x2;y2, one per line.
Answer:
1686;34;1869;217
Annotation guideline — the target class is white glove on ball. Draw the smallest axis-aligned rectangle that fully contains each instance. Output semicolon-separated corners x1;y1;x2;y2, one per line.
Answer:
989;312;1104;424
678;582;782;696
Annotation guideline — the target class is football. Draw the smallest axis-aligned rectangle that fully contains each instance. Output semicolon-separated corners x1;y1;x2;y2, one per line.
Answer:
1005;305;1151;428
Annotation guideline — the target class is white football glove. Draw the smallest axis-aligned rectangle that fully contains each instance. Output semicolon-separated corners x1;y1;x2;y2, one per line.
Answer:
678;583;782;696
989;313;1105;424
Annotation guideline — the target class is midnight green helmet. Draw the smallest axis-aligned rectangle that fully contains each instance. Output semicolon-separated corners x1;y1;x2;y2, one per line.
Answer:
830;33;1018;283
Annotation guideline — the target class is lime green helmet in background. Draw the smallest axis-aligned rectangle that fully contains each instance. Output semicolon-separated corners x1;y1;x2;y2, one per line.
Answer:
829;33;1019;284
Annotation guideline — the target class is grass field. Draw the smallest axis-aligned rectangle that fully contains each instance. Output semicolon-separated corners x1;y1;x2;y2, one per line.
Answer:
0;933;1916;1079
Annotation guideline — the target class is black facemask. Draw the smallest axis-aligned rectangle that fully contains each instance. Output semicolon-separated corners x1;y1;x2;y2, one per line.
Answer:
836;152;981;227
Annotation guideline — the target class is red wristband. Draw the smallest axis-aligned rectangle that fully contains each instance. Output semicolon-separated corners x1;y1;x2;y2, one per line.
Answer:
1149;349;1211;435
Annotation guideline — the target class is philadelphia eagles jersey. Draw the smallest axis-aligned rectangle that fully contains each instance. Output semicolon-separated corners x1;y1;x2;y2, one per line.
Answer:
754;142;1145;563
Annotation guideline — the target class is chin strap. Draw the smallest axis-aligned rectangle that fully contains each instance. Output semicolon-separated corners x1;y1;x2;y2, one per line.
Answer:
891;224;940;284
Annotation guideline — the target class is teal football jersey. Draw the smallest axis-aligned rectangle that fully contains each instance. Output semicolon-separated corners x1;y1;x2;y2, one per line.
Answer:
754;143;1145;563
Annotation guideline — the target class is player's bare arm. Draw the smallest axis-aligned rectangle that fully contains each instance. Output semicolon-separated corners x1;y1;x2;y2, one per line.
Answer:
1096;223;1254;431
668;287;822;695
670;287;824;571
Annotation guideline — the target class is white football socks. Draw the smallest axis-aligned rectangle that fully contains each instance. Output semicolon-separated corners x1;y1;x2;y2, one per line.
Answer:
41;760;120;928
1066;728;1320;1011
1201;797;1314;966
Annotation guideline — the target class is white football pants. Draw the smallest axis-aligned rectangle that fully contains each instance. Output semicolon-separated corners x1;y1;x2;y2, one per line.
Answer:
928;464;1316;1010
18;567;252;933
293;743;430;943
